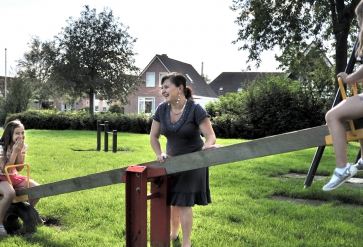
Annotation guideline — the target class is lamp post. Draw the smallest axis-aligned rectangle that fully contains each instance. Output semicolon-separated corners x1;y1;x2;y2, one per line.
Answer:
4;48;7;98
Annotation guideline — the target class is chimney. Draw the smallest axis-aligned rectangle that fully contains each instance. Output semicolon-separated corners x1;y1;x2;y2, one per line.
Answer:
201;62;204;77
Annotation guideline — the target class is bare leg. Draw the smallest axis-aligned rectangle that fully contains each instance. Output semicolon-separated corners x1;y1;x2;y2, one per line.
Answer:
178;206;193;247
0;181;16;233
170;206;180;240
326;96;363;168
15;179;40;207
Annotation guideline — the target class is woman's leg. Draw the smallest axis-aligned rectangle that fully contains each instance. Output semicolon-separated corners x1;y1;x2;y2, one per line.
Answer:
170;206;180;240
0;181;16;234
178;206;193;247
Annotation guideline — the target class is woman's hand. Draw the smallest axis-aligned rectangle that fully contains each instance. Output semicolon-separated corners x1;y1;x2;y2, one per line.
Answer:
202;143;222;150
156;153;169;163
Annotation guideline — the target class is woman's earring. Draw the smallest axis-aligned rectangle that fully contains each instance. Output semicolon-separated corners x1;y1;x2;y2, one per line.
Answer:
177;93;180;104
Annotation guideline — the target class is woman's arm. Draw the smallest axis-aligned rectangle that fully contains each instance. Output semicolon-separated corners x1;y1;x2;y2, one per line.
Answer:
150;120;168;162
199;117;221;150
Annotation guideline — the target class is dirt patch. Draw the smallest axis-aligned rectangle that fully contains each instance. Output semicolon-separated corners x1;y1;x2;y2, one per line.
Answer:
42;216;61;229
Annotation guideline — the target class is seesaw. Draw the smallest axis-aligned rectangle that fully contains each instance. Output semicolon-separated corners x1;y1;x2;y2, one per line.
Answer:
3;117;362;246
324;77;363;145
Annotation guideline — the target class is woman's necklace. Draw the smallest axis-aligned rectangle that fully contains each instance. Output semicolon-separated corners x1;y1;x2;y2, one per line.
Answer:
171;101;187;115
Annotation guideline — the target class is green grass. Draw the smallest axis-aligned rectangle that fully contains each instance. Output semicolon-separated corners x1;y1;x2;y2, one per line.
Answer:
1;130;363;246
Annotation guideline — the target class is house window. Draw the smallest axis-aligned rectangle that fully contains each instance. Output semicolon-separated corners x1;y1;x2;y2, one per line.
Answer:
219;87;224;91
146;72;155;87
237;87;242;92
138;97;155;114
159;72;167;86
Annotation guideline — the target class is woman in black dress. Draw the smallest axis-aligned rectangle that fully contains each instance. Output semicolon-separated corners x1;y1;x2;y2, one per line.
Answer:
150;72;220;247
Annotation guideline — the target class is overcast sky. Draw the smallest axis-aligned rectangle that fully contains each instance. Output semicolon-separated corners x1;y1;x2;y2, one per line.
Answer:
0;0;280;81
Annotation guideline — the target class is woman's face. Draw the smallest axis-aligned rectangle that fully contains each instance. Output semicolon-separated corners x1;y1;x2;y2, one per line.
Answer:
161;79;180;103
358;16;363;28
12;126;25;143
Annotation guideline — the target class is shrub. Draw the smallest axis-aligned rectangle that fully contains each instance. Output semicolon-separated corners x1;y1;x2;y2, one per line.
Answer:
108;104;124;114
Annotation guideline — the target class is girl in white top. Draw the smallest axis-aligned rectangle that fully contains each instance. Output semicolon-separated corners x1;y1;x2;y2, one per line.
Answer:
0;120;40;236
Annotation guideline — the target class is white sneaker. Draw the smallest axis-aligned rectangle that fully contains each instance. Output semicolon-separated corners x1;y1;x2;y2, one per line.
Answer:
322;164;358;191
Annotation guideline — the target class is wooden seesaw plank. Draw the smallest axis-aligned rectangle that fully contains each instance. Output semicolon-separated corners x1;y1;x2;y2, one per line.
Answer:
17;124;334;200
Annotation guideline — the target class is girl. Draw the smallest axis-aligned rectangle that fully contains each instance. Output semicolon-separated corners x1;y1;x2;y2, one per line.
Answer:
323;0;363;191
0;120;40;236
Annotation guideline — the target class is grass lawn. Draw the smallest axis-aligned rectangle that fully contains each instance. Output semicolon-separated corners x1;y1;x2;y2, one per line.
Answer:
1;129;363;246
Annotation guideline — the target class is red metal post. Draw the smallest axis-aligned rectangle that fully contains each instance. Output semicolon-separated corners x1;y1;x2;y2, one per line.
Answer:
125;166;148;246
124;167;170;247
150;174;170;246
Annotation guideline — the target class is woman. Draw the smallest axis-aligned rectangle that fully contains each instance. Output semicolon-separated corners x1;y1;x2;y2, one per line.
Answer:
150;72;220;247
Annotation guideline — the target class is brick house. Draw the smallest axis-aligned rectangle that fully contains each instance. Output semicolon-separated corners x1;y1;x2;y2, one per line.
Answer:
123;54;218;114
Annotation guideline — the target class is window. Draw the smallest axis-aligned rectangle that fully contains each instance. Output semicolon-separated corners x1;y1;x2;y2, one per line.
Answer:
219;87;224;91
159;72;167;86
138;97;155;114
146;72;155;87
237;87;242;92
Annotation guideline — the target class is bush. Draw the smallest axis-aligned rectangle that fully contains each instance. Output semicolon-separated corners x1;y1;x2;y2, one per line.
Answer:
108;104;124;114
207;74;326;139
4;110;152;134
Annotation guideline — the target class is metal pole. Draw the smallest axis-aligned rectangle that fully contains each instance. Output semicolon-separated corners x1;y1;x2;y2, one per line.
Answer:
97;120;101;151
4;48;7;98
112;130;117;153
104;121;109;152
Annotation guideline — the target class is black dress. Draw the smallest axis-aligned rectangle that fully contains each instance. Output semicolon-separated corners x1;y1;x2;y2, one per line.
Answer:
152;99;212;206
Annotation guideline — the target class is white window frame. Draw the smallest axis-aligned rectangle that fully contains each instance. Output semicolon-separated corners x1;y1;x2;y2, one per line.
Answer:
138;97;155;114
146;72;155;87
159;72;167;87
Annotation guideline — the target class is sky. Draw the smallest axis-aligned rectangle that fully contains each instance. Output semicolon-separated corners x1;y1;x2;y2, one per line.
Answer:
0;0;280;81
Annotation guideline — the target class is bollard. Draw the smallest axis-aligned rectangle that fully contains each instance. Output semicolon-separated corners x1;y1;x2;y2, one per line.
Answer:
96;121;118;153
113;130;117;153
104;121;109;152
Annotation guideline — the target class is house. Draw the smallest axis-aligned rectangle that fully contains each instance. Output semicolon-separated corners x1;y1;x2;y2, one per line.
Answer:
209;72;285;97
123;54;218;114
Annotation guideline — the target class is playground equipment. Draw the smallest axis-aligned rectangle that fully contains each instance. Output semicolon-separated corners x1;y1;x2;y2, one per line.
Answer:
9;121;362;246
97;120;118;152
7;36;363;243
3;164;42;234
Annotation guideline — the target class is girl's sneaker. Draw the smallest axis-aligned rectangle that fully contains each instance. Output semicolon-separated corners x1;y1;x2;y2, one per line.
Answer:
322;164;357;191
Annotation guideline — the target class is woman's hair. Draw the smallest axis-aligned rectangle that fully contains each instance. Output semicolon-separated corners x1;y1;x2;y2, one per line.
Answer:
161;72;194;100
0;120;24;162
356;1;363;57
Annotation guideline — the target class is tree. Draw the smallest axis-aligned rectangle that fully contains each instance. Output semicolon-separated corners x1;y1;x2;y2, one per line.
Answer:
51;5;141;115
230;0;360;91
17;36;58;109
0;75;33;124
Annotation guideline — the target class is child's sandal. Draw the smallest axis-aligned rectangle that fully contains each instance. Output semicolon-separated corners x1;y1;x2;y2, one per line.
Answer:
0;225;8;236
